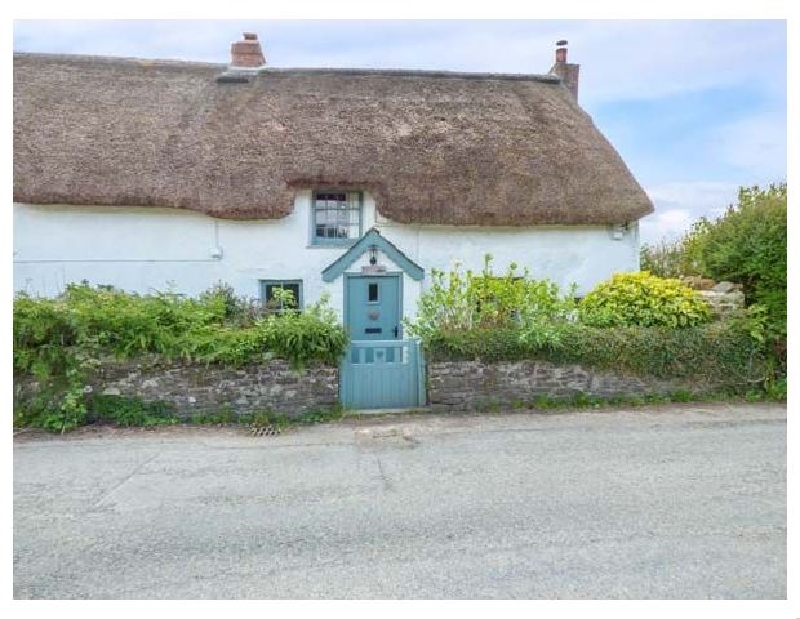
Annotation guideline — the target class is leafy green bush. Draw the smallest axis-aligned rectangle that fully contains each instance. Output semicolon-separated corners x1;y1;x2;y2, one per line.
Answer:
405;254;576;339
640;183;786;331
685;183;787;333
640;238;693;279
13;283;348;430
638;183;787;385
408;259;770;394
89;395;178;427
260;302;348;368
578;271;712;328
14;283;347;370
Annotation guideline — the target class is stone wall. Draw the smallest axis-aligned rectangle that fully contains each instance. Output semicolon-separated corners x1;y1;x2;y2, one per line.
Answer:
681;278;746;318
428;360;708;412
50;358;339;418
89;359;338;417
16;356;718;418
698;290;746;317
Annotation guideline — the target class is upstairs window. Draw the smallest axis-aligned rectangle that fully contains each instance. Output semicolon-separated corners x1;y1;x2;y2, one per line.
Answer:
312;191;362;245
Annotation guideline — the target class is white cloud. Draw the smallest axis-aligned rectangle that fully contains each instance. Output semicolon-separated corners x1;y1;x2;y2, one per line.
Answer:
707;112;788;179
570;20;786;105
12;20;786;107
639;181;741;243
640;209;696;244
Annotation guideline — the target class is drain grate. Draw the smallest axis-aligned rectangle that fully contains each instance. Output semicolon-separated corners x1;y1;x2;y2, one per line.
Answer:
251;424;282;437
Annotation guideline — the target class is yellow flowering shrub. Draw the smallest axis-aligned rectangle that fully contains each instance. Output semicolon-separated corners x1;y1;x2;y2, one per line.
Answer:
579;271;712;328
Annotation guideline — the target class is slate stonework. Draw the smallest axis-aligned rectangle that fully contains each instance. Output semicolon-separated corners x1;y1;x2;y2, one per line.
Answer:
72;359;337;418
698;290;746;317
427;360;708;412
16;357;717;418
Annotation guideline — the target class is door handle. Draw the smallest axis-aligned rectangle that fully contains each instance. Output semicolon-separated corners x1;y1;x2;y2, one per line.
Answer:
393;326;398;338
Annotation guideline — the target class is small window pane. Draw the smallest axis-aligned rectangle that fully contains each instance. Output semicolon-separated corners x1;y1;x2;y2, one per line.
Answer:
262;280;302;313
368;283;379;302
284;284;300;306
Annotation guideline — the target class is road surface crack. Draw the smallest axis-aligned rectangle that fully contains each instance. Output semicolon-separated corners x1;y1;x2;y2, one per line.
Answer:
374;455;393;492
91;451;161;510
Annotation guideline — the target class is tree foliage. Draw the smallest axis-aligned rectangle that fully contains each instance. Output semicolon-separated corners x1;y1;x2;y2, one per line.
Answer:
638;183;786;382
685;183;787;332
640;238;696;279
640;183;786;331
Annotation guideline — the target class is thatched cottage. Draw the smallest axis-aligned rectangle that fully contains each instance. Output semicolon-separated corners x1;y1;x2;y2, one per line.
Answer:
14;34;653;334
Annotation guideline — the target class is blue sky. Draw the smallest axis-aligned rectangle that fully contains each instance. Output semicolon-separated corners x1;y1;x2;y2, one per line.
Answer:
12;19;787;244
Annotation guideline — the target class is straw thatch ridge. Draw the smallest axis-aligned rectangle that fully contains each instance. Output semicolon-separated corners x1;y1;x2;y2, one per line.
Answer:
13;52;654;225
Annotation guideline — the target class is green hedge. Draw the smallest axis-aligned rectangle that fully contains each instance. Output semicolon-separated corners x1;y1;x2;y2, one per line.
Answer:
13;283;348;373
424;320;767;390
13;283;349;432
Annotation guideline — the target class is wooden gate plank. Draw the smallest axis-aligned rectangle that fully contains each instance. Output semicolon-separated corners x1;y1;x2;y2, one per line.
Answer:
340;339;425;410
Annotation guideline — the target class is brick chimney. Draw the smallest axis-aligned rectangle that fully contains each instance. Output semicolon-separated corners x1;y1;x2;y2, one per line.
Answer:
550;39;580;101
230;32;266;68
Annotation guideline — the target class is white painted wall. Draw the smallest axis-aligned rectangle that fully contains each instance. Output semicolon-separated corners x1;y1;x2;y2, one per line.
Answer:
13;193;640;322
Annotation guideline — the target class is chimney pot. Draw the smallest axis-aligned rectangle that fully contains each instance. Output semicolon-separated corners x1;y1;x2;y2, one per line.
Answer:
555;40;568;64
230;32;266;68
549;39;579;102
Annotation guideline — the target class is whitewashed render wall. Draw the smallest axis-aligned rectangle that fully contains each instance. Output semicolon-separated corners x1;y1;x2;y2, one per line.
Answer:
13;191;640;320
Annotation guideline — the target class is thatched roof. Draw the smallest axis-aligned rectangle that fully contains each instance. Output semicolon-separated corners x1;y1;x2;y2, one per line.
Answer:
13;52;653;225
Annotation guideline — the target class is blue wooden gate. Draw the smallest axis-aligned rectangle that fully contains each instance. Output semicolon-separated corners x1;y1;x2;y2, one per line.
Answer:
340;339;426;410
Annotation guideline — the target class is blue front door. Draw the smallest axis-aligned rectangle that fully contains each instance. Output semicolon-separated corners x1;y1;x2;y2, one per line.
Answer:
341;274;425;410
345;274;401;341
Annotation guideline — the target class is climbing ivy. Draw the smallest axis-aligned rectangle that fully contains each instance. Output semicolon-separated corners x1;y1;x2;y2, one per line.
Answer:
425;320;767;392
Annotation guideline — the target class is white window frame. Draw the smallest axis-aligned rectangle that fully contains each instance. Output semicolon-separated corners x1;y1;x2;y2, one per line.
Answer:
310;190;363;246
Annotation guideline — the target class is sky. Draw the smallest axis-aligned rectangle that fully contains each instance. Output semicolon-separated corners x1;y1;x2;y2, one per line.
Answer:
12;19;788;245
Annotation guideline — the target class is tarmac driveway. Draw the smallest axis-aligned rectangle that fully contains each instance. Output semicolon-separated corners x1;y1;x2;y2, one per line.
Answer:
13;403;786;599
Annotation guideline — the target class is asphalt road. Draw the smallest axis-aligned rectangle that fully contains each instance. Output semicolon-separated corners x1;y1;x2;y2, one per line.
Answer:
14;403;786;599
